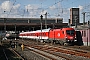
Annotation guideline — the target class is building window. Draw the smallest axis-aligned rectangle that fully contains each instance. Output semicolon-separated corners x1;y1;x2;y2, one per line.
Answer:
82;31;83;36
84;31;86;37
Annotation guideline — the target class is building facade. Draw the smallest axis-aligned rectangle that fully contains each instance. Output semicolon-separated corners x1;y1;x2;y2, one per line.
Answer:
70;8;79;26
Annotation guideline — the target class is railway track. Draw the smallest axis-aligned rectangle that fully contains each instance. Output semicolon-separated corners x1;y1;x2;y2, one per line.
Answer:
9;39;90;60
0;46;25;60
27;46;69;60
3;49;9;60
9;48;25;60
25;45;90;60
0;40;25;60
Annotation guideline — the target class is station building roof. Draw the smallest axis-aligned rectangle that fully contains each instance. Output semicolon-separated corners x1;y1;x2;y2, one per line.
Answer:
0;18;68;31
0;18;63;24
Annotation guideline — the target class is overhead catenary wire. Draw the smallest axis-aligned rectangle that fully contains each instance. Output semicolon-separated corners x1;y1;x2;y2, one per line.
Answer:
7;0;16;18
3;0;90;18
24;0;90;18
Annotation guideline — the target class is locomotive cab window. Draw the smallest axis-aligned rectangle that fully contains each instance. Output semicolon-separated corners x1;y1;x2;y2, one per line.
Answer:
66;30;75;35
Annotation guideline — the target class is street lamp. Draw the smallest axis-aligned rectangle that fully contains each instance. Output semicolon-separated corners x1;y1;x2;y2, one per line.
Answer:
45;12;47;29
4;18;6;40
82;12;86;26
40;15;43;42
51;23;55;29
15;24;16;40
32;27;34;31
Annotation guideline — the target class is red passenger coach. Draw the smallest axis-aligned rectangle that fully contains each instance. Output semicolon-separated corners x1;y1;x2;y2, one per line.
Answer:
19;29;50;40
19;28;76;45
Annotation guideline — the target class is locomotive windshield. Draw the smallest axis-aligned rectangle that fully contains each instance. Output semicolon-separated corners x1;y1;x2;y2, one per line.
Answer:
66;30;75;35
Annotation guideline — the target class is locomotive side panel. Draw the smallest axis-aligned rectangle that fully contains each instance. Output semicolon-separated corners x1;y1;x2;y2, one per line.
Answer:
49;29;65;40
54;29;65;40
48;28;76;45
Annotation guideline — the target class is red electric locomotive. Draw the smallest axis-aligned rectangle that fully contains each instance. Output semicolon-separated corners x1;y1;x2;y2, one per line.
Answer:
19;28;76;45
49;28;76;45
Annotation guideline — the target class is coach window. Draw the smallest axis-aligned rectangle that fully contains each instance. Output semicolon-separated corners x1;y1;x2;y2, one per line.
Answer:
27;34;28;36
41;33;43;36
33;33;34;36
43;33;46;36
36;33;37;36
38;33;40;36
29;34;31;36
31;33;32;36
42;33;44;36
40;33;41;36
44;33;46;36
35;34;36;36
42;33;43;36
36;33;38;37
20;34;21;36
33;33;35;36
43;33;45;36
43;33;44;36
30;33;32;36
38;33;39;36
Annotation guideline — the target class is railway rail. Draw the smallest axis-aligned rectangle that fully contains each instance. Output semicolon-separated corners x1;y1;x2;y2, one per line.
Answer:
12;39;90;60
27;46;69;60
10;48;25;60
25;45;90;60
0;40;25;60
0;46;25;60
3;49;9;60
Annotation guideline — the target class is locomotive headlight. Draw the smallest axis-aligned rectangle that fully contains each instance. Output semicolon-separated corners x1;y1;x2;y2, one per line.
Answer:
6;34;10;37
67;40;70;42
65;36;67;38
74;39;77;42
75;36;77;40
75;36;76;39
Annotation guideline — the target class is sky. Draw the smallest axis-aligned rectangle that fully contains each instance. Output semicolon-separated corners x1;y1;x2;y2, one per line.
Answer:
0;0;90;23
